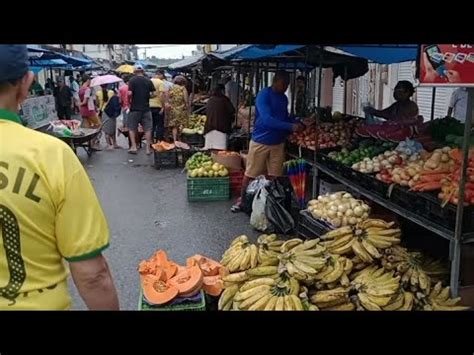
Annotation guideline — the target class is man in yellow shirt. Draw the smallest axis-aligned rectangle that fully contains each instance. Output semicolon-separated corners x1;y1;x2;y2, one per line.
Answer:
0;45;119;310
150;70;166;142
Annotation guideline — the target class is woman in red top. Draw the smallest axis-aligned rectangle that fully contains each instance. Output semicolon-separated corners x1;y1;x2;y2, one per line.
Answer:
79;74;102;150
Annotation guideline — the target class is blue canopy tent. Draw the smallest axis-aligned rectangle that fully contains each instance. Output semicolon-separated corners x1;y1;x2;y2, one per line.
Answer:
333;44;419;64
27;45;93;69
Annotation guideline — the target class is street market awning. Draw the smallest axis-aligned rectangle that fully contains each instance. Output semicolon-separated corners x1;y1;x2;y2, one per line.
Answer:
168;55;206;71
27;45;93;68
332;44;419;64
210;45;369;80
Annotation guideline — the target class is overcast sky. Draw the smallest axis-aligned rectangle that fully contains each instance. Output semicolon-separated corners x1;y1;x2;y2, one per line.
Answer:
136;45;197;59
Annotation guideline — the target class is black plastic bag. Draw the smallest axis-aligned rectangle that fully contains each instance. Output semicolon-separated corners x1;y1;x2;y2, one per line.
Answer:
264;177;299;234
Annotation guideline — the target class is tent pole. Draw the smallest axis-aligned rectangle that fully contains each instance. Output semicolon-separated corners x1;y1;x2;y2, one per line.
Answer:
313;46;324;198
291;63;297;115
235;63;241;126
343;66;348;114
450;88;474;297
430;87;436;121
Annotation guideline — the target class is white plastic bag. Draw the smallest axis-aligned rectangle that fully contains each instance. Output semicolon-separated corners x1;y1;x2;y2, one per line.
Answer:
250;186;270;232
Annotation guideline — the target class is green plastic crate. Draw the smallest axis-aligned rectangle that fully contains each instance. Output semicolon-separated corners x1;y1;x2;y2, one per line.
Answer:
138;289;206;311
187;177;230;202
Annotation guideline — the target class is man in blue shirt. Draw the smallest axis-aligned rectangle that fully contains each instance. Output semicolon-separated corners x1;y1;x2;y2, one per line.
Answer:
232;71;303;212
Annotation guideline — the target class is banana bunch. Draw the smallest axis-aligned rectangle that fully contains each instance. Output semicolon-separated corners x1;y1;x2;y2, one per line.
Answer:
278;239;328;281
381;246;431;295
314;255;353;289
420;257;449;285
218;284;240;311
350;266;401;311
310;287;352;310
320;219;401;263
352;220;401;263
382;290;414;311
232;276;303;311
220;235;258;273
417;282;469;311
256;234;283;266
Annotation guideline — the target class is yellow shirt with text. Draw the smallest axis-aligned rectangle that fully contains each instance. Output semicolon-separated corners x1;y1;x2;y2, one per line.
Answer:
0;115;109;310
149;78;165;108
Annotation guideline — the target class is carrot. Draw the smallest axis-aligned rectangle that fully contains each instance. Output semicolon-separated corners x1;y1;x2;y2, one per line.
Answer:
449;149;463;163
412;181;442;191
420;169;451;176
420;173;448;182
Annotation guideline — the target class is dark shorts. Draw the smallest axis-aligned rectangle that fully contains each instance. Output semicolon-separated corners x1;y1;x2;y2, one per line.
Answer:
128;110;152;132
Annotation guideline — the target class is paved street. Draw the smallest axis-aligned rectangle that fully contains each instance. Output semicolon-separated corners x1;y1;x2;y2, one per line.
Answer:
69;135;257;310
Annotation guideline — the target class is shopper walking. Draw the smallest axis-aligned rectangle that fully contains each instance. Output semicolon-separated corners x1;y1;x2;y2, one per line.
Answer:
127;65;156;155
166;75;189;143
150;70;166;142
56;77;73;120
102;88;122;150
79;74;102;150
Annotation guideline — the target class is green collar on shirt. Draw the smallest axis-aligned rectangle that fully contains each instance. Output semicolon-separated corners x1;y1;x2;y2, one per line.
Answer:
0;109;22;124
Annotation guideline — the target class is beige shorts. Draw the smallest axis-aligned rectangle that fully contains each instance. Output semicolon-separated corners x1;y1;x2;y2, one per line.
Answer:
82;114;101;128
245;140;285;178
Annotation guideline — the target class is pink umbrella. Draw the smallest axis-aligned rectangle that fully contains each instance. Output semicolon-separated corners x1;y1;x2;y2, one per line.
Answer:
90;74;123;87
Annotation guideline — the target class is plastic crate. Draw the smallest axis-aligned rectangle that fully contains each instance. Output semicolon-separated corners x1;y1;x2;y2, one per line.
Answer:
139;289;206;311
187;177;230;202
295;210;334;239
154;150;179;169
420;192;474;232
389;185;430;215
229;170;244;196
181;134;204;148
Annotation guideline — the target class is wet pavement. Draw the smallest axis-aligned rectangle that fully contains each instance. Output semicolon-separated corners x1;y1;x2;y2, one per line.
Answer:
69;135;257;310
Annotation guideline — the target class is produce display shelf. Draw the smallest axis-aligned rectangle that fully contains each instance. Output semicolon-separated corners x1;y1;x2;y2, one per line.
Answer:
287;152;316;167
314;161;457;242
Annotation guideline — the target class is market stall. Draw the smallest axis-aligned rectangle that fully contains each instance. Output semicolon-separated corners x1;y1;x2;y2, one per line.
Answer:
285;44;474;299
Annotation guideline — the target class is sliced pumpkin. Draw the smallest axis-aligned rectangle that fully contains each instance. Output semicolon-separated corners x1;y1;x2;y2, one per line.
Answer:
186;254;222;277
202;275;224;297
163;261;178;281
168;265;203;296
141;274;179;305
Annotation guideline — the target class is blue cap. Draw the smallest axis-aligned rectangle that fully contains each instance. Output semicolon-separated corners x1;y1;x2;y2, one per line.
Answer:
0;45;29;82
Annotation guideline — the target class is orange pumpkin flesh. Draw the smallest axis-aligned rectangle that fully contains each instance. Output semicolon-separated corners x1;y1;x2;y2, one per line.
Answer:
142;274;179;305
168;265;203;296
202;275;224;297
186;255;222;277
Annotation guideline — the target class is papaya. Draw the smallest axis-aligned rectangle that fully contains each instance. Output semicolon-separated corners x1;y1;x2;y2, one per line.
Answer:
168;265;203;297
141;274;179;305
202;275;224;297
186;254;222;276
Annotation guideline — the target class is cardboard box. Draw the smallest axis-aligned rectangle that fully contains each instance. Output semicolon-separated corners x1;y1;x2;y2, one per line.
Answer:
211;152;243;171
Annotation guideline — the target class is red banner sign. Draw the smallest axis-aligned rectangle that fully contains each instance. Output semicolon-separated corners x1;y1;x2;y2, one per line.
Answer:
419;44;474;87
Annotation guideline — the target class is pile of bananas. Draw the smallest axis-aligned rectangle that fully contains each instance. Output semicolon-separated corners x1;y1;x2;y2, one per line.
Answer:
256;234;283;266
217;232;468;311
417;282;469;311
381;246;432;295
321;219;401;263
278;238;327;281
220;235;258;273
349;266;401;310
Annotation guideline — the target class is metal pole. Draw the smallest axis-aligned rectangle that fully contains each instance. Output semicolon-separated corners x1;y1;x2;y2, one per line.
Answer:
313;46;324;198
191;68;196;111
291;63;297;115
450;88;474;297
430;87;436;121
235;63;241;126
343;66;348;114
247;65;254;149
